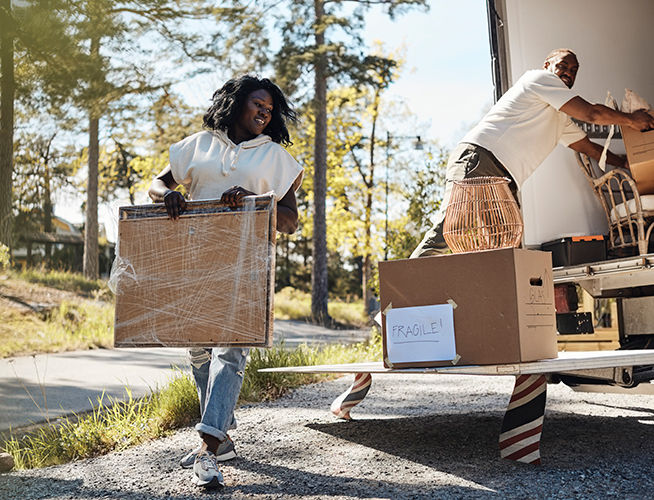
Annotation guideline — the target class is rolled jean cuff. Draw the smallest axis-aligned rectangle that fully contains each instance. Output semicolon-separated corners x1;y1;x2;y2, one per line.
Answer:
195;423;227;442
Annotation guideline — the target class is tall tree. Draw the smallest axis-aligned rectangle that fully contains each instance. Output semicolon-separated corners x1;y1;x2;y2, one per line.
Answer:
287;81;429;309
270;0;428;325
61;1;210;278
341;51;397;314
385;145;447;258
1;0;85;249
0;0;16;247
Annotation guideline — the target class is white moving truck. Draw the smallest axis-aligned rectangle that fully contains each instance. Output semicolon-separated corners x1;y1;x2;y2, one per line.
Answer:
487;0;654;386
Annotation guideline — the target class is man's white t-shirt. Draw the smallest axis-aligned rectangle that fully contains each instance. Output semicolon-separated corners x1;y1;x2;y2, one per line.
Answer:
462;69;586;187
169;130;303;201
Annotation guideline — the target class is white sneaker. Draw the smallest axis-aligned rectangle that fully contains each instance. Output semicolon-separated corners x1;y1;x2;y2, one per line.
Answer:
180;436;237;468
192;450;224;489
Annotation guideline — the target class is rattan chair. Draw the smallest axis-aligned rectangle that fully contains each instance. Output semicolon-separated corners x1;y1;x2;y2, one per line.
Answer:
575;152;654;255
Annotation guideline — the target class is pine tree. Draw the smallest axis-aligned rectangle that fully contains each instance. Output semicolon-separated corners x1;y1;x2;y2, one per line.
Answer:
269;0;427;324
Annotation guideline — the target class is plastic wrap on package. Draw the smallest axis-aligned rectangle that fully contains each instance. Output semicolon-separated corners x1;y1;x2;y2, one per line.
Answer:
110;194;277;348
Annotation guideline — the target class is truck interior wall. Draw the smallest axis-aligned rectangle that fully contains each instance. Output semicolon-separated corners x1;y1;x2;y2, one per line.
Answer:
499;0;654;246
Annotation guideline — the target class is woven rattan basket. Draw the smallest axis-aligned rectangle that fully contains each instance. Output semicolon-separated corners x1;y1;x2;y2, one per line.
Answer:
442;176;523;253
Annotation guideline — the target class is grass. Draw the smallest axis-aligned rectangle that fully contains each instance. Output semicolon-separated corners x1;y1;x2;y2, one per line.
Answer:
3;333;381;470
0;300;115;358
3;369;199;469
274;286;369;327
241;330;381;402
12;268;111;299
1;269;114;358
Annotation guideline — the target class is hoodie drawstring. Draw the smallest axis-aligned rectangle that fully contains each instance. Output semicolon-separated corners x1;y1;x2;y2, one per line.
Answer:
213;130;271;175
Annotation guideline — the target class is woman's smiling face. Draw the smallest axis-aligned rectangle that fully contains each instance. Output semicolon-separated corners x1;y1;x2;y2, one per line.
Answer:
232;89;273;142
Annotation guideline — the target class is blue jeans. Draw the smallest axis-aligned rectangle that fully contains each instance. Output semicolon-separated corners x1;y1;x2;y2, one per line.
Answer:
189;347;249;441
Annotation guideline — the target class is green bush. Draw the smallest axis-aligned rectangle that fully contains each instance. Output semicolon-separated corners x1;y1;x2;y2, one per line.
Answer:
0;244;10;269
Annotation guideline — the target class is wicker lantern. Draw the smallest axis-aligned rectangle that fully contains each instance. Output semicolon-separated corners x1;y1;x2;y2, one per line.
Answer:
442;176;523;253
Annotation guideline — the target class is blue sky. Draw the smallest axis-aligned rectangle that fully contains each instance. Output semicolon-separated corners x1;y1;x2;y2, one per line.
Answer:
364;0;493;146
177;0;495;147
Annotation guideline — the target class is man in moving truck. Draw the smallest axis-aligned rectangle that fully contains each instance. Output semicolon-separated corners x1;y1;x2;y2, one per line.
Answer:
412;48;654;257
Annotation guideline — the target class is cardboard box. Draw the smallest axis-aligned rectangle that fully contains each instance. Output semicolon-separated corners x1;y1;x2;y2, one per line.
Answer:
113;195;276;348
379;248;557;368
622;111;654;195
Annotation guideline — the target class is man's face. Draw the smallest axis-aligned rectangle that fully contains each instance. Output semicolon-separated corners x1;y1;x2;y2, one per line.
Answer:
544;52;579;89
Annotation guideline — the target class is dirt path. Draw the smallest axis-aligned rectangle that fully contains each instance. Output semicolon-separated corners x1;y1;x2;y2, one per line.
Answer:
1;373;653;499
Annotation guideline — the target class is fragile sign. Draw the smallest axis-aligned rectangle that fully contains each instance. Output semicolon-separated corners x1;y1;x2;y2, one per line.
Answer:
385;304;456;364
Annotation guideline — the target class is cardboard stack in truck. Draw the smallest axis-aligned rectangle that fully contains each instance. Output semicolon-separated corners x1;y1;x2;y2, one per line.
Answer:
622;110;654;195
379;248;557;368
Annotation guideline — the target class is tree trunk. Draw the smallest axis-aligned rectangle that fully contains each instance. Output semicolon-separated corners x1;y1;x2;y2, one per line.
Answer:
0;0;14;248
83;33;100;280
84;113;99;279
311;0;329;325
363;89;380;317
363;187;374;314
43;163;53;260
43;135;54;261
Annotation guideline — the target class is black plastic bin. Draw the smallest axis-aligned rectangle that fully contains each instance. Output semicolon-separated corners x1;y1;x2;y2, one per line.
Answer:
541;235;606;267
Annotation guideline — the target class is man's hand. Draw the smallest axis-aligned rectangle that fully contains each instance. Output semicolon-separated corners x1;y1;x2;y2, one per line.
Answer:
163;190;186;220
220;186;255;207
617;154;629;170
629;109;654;132
568;136;627;169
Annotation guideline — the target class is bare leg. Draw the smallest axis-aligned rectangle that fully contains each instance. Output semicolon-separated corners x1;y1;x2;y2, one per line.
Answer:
499;374;547;464
330;373;372;420
201;433;221;454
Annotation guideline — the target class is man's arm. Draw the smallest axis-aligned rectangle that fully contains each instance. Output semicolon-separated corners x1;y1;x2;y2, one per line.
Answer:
568;136;626;169
560;96;654;131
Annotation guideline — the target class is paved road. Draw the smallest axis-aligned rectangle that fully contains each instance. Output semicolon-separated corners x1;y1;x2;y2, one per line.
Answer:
0;319;370;435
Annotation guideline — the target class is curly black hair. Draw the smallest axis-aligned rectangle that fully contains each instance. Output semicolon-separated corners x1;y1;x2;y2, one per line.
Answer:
203;75;297;146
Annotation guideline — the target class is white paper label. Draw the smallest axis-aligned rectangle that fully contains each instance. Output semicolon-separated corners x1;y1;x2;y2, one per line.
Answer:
385;304;456;363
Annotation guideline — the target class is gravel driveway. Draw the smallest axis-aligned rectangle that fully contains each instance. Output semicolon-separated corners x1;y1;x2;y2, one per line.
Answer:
1;373;653;499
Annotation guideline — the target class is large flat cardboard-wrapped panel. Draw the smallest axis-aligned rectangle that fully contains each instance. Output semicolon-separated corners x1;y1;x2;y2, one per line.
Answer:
113;195;276;348
379;248;557;368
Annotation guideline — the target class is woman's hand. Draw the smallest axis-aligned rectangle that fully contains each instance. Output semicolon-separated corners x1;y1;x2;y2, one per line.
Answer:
220;186;255;207
149;166;185;220
163;189;186;220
